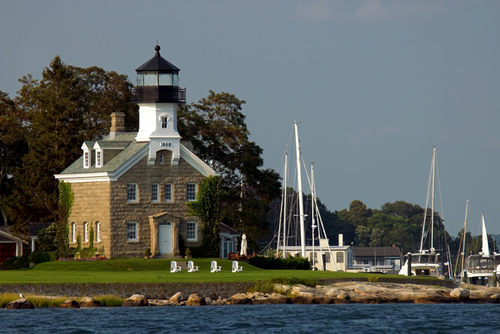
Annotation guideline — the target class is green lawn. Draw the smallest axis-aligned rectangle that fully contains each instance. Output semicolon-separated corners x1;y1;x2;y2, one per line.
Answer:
0;258;422;284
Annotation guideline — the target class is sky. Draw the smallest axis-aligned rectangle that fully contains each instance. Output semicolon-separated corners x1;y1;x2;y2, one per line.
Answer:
1;0;499;238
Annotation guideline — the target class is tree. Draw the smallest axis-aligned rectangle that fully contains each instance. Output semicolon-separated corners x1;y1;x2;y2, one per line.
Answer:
0;91;26;226
178;90;281;248
4;57;138;234
188;175;221;257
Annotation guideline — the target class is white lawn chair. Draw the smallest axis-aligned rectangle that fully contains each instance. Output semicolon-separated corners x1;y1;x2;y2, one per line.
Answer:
187;260;198;273
170;261;181;273
232;260;243;273
210;260;221;273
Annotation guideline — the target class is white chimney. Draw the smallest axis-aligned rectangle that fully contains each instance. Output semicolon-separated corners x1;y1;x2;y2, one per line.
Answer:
338;234;344;246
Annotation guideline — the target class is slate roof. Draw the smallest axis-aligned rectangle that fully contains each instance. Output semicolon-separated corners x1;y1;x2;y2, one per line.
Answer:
352;246;401;258
220;223;241;236
0;226;28;244
29;222;53;237
59;133;147;175
135;45;180;73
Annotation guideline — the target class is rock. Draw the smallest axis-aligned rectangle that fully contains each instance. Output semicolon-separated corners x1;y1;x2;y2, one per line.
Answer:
122;294;148;307
450;288;470;300
325;288;341;297
490;294;500;301
60;299;80;309
274;284;291;294
5;298;35;310
252;293;290;305
79;297;103;308
169;292;183;304
186;294;206;306
337;292;350;300
247;292;265;299
229;293;251;305
291;285;316;295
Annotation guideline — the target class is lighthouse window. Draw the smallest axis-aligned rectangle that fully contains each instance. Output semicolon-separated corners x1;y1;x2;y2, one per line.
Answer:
137;73;144;86
173;74;178;86
161;116;168;129
159;73;172;85
144;72;157;86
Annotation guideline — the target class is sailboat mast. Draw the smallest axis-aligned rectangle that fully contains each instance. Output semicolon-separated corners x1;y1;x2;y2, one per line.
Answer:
430;146;436;252
281;151;288;258
461;200;468;282
311;163;316;269
481;211;490;257
294;122;306;257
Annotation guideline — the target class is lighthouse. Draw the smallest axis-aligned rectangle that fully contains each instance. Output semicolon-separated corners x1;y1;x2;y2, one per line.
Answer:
132;45;186;165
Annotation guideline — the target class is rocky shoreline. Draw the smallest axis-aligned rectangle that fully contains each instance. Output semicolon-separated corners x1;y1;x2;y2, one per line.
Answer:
6;281;500;309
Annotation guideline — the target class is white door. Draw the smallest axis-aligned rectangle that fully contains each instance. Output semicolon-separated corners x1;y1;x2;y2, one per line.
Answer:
159;222;173;254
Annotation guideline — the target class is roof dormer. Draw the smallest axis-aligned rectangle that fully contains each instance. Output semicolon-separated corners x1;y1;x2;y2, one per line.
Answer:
81;142;95;168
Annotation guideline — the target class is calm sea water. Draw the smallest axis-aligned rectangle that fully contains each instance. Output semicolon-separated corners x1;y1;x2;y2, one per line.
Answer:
1;304;500;333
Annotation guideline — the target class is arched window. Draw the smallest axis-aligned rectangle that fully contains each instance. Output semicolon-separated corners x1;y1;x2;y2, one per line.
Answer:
96;222;101;242
71;222;76;243
161;116;168;129
84;222;89;242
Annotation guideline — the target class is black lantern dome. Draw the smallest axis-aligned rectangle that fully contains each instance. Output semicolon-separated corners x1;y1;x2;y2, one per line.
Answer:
132;45;186;103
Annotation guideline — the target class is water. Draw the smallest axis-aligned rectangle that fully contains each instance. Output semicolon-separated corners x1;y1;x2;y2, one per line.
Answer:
2;304;500;333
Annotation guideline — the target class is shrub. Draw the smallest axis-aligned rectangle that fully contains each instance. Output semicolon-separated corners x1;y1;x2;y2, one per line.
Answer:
0;253;31;269
188;245;205;258
30;251;58;264
249;255;311;270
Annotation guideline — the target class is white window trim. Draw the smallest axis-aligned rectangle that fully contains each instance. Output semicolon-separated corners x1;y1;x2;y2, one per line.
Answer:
84;222;89;242
186;183;197;202
83;150;90;169
127;222;138;242
164;183;173;202
127;183;138;203
96;149;102;168
152;183;159;203
186;221;197;241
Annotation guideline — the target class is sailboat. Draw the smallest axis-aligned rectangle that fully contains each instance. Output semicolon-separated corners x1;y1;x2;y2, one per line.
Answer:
273;122;350;271
399;146;449;277
464;211;497;285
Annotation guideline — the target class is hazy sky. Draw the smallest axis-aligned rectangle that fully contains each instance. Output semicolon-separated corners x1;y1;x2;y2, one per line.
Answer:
1;0;499;237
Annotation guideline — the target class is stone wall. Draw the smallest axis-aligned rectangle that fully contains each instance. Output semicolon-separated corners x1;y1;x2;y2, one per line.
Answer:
69;181;111;256
67;152;205;259
0;277;455;299
0;282;256;299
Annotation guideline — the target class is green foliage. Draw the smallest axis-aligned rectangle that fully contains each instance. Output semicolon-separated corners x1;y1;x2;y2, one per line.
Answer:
93;295;125;307
188;245;205;258
144;248;151;257
249;256;310;270
30;251;57;264
89;225;94;249
0;252;31;269
270;277;318;287
76;234;82;253
188;176;221;257
0;91;26;226
4;57;138;234
36;223;57;251
178;234;186;257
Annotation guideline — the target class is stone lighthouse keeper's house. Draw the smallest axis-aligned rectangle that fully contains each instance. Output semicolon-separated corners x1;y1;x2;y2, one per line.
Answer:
55;45;216;259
